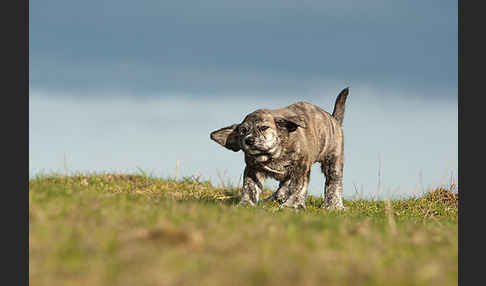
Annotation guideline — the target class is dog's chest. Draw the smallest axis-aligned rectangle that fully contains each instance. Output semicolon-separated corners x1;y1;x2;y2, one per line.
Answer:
256;158;292;181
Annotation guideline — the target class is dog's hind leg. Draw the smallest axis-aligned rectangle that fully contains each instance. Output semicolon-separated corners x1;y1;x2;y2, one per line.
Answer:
239;166;266;206
321;155;345;210
264;180;290;203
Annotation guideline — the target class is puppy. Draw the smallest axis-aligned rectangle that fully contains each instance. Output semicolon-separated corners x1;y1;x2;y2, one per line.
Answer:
210;88;349;210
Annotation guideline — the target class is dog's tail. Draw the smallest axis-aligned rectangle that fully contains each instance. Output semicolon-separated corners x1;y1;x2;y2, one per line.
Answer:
332;87;349;126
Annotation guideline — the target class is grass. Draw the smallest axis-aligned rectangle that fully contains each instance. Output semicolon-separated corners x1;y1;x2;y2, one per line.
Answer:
29;174;458;286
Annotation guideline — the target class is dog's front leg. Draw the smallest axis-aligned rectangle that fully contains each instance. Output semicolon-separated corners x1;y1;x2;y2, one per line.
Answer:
239;166;266;206
281;165;311;209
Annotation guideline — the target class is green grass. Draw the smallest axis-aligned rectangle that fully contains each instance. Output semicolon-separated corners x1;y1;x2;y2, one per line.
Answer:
29;174;458;286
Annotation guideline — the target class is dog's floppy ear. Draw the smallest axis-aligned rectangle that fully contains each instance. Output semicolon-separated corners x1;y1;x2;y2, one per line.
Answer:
210;124;241;152
275;115;306;132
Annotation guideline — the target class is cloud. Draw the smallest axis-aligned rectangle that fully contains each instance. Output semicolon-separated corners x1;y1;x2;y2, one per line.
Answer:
30;0;457;95
29;57;457;102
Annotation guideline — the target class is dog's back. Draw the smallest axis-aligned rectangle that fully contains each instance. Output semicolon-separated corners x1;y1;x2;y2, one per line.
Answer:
270;100;344;163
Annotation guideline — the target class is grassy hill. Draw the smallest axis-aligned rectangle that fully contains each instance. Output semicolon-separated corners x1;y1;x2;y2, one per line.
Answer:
29;174;458;286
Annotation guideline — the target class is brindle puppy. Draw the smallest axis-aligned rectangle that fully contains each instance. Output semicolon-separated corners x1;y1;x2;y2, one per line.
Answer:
210;88;349;210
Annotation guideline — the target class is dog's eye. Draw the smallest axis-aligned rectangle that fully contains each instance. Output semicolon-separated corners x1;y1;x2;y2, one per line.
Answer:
240;127;248;135
259;126;269;131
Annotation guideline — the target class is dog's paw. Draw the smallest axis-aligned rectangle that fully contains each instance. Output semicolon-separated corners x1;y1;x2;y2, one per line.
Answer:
264;190;290;204
262;194;276;202
263;193;285;204
322;203;346;211
237;199;256;207
281;200;306;210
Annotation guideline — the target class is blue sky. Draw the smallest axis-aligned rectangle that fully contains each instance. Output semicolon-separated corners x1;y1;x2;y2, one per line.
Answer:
29;0;457;199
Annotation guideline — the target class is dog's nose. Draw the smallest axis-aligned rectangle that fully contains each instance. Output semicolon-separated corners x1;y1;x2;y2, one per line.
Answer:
245;137;255;146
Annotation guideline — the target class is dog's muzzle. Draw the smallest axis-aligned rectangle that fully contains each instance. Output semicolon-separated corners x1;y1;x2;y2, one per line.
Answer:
244;137;255;146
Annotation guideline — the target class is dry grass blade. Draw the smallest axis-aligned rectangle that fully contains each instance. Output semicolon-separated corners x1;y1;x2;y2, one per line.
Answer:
384;200;397;236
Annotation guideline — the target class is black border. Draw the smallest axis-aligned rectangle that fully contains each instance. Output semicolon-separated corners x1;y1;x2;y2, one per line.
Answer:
458;1;464;285
26;0;29;283
458;0;482;285
4;0;28;284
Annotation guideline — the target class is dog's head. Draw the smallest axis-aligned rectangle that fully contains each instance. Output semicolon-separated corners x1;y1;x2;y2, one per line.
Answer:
210;109;306;162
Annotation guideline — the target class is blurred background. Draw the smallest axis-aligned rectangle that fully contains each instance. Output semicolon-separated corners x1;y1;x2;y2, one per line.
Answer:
29;0;457;199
